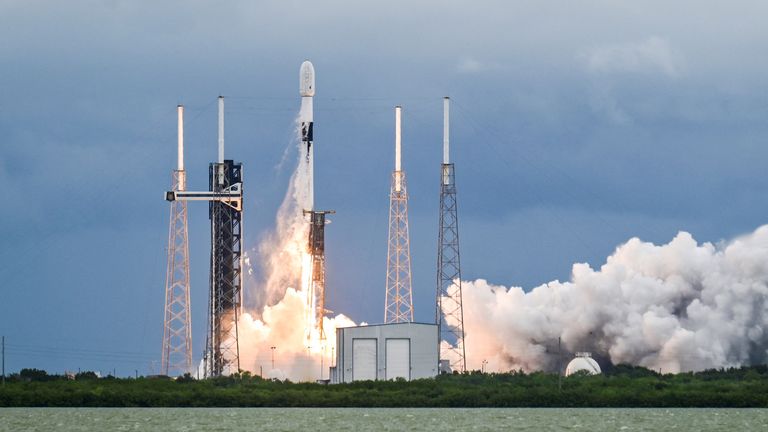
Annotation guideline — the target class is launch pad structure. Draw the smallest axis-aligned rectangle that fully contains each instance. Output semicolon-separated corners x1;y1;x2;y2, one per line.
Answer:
206;157;243;377
165;97;244;377
162;64;460;380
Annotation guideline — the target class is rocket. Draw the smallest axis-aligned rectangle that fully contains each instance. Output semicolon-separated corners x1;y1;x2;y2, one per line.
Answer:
300;61;315;152
300;60;315;210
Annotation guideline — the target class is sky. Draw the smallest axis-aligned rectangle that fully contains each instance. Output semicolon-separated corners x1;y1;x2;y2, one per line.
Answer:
1;0;767;376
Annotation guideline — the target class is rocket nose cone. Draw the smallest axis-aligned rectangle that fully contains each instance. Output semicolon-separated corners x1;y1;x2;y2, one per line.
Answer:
300;61;315;97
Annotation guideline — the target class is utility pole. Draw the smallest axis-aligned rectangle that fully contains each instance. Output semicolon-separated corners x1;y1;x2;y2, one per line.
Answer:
270;346;276;370
2;336;5;386
558;337;562;392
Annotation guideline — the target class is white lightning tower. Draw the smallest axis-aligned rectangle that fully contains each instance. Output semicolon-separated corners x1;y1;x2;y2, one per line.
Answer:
436;97;466;373
385;106;414;323
161;105;193;376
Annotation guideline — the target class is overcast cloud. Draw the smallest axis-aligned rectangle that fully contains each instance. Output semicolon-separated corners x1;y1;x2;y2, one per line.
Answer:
1;1;767;375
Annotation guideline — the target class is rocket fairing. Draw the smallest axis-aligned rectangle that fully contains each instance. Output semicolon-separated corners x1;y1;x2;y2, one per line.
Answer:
300;60;315;211
300;61;315;148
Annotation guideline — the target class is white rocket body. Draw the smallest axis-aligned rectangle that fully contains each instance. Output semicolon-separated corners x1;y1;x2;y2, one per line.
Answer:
300;61;315;210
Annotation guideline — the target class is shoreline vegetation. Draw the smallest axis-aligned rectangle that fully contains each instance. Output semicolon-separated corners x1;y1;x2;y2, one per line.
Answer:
1;365;767;408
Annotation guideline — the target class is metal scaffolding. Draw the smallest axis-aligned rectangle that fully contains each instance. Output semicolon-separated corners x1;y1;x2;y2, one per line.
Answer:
161;168;193;376
204;160;243;377
385;106;414;323
163;97;244;378
436;97;466;373
385;171;414;323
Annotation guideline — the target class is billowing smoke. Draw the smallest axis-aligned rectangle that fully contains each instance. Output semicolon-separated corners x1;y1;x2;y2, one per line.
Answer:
453;227;768;374
250;126;311;311
238;289;354;381
237;121;355;381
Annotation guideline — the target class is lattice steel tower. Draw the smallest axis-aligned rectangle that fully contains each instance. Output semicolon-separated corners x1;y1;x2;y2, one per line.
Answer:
162;105;193;376
164;97;243;378
205;97;243;377
436;97;466;373
385;106;414;323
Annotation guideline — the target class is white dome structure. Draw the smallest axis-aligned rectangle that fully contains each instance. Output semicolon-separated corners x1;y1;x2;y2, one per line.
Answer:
565;352;601;376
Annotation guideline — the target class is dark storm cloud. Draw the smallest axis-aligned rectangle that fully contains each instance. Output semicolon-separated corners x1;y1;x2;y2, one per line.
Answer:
1;0;767;374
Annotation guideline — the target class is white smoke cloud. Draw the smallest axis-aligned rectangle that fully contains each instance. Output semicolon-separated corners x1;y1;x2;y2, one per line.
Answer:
455;226;768;374
238;290;355;381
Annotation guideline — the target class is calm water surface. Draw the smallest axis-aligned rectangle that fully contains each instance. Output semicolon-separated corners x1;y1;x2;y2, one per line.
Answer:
1;408;767;431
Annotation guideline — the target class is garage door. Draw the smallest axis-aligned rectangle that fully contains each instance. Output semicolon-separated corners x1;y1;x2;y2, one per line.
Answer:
352;338;377;381
386;338;410;381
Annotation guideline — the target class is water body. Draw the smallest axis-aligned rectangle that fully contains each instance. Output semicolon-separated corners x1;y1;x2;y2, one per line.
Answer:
0;408;766;431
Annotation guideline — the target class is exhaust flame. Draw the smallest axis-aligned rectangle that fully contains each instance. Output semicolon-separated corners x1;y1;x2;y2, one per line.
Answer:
450;227;768;374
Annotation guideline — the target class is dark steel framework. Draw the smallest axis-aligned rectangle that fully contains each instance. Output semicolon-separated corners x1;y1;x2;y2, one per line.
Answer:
436;163;466;372
204;160;243;377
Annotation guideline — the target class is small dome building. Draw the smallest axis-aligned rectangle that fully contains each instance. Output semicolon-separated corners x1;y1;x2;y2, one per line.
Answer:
565;352;601;376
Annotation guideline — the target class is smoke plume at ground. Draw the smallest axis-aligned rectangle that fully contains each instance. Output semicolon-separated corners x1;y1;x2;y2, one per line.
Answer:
238;290;354;381
452;227;768;374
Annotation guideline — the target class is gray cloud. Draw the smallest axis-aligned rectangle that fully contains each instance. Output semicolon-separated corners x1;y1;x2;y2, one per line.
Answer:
583;36;684;78
1;0;768;375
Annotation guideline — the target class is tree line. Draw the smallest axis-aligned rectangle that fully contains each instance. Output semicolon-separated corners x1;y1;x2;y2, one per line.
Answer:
1;364;767;407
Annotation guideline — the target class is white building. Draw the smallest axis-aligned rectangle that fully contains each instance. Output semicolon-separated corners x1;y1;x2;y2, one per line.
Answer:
565;352;602;376
330;322;438;383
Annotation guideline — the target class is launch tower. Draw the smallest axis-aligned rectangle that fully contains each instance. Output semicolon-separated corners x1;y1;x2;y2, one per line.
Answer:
161;105;193;376
435;97;466;373
205;97;243;377
165;97;243;377
384;106;414;323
